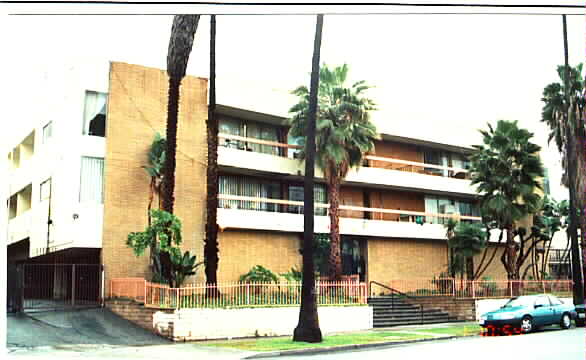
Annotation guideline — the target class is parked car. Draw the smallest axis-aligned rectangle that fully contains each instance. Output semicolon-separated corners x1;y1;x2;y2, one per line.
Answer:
479;294;577;333
575;303;585;327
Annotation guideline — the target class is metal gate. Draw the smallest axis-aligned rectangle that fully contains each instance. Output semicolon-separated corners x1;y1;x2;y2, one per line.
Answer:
7;262;22;312
21;264;102;312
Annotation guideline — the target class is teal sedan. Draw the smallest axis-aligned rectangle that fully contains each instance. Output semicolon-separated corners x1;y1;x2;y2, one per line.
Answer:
479;294;576;334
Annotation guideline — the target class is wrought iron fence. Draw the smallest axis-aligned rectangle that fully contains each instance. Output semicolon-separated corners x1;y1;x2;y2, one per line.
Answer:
109;278;367;309
370;278;573;299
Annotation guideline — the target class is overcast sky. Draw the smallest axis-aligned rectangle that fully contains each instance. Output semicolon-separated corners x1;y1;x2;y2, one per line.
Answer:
1;5;584;201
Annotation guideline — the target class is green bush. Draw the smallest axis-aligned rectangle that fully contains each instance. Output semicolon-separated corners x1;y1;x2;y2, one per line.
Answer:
239;265;279;283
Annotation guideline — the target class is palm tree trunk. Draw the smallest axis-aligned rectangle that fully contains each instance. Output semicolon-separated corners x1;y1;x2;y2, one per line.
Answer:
205;14;220;297
504;225;520;295
159;76;182;284
327;172;342;281
293;14;323;344
162;76;181;214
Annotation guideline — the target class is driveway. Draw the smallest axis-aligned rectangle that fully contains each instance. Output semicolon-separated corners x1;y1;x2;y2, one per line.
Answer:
8;307;169;351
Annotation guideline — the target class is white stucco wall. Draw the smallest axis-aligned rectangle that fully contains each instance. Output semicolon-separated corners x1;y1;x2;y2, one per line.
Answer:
153;305;372;341
5;62;109;257
475;297;573;320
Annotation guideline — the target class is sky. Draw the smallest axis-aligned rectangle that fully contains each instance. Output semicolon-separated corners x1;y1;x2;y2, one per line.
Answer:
1;5;584;201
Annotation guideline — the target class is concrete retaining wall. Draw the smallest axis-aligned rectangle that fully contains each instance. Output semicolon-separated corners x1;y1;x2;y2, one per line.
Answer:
106;300;372;341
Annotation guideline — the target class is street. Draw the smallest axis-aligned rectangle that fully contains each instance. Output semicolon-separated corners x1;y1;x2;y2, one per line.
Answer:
264;327;585;360
7;326;584;360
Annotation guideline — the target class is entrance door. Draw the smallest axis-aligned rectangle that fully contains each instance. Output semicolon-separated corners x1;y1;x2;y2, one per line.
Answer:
341;238;366;282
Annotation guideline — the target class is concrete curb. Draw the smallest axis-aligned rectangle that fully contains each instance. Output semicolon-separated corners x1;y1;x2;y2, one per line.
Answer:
243;334;478;359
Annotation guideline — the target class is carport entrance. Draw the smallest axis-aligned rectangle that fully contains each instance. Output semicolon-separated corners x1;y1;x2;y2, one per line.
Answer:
21;263;102;312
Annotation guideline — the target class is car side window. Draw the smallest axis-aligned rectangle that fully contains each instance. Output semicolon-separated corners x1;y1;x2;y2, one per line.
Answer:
534;296;549;307
548;296;563;306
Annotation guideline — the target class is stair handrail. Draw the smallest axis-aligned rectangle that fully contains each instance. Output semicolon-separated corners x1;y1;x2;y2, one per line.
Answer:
369;280;424;324
369;280;413;299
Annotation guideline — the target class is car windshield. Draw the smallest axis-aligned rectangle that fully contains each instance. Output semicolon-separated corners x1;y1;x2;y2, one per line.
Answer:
502;297;535;308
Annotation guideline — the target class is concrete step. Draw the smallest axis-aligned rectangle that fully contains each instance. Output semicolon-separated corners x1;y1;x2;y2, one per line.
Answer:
373;309;447;317
373;318;455;327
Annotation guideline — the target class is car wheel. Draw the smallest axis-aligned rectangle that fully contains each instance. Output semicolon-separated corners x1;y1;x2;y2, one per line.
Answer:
560;313;571;329
520;316;533;333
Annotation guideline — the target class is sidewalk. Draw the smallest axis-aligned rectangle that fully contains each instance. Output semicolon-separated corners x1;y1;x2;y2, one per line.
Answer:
8;321;480;360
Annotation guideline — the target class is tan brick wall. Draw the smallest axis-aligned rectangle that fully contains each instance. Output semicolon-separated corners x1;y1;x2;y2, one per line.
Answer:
473;244;508;280
217;230;301;282
102;62;208;287
367;238;448;283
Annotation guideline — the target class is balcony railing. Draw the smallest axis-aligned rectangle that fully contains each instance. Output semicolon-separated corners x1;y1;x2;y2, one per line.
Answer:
218;133;470;180
364;155;470;180
218;194;481;224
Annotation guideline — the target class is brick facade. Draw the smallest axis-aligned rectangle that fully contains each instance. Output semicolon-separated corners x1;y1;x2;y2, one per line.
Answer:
367;238;449;283
102;62;208;287
99;62;510;287
217;229;302;282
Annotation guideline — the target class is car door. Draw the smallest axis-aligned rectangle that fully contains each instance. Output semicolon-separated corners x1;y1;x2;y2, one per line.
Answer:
532;296;554;326
547;295;564;324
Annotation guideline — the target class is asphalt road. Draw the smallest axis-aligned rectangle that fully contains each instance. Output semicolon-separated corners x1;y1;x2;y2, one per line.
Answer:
8;308;168;350
264;327;585;360
7;316;584;360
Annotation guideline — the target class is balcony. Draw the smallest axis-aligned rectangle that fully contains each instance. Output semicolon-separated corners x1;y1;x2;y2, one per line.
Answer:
8;210;33;245
217;133;477;196
216;194;481;240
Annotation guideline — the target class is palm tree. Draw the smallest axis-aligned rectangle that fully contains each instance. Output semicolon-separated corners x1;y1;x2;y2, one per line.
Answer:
144;133;166;223
469;120;544;282
144;133;166;277
448;221;487;281
204;14;220;294
293;14;323;344
161;15;200;282
289;64;377;281
540;63;586;289
163;15;200;214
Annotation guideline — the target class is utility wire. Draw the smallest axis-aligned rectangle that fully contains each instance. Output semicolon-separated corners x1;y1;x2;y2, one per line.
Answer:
2;1;585;8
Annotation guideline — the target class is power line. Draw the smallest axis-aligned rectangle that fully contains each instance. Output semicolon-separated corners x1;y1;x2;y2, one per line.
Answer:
2;1;585;8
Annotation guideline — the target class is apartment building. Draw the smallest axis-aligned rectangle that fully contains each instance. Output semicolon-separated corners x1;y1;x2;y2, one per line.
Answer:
7;61;513;300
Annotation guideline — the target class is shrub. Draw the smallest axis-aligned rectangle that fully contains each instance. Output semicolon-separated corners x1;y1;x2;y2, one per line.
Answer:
239;265;279;283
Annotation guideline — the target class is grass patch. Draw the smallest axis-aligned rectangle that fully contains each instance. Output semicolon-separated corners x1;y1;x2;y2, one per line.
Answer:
203;331;433;352
408;325;482;337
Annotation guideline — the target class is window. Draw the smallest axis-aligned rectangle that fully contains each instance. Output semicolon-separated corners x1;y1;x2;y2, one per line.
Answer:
534;296;550;307
218;117;281;155
42;121;53;143
219;175;280;212
548;295;563;306
79;157;104;203
83;91;108;137
8;195;17;220
425;195;479;224
40;178;51;201
287;184;327;215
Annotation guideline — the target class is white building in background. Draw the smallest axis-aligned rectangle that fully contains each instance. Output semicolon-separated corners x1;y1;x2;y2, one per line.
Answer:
5;62;110;263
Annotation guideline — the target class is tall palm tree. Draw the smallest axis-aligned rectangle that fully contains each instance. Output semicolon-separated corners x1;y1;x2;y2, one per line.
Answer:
293;14;323;344
541;63;586;288
204;14;220;293
163;15;200;214
469;120;544;282
161;15;200;282
289;64;377;281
